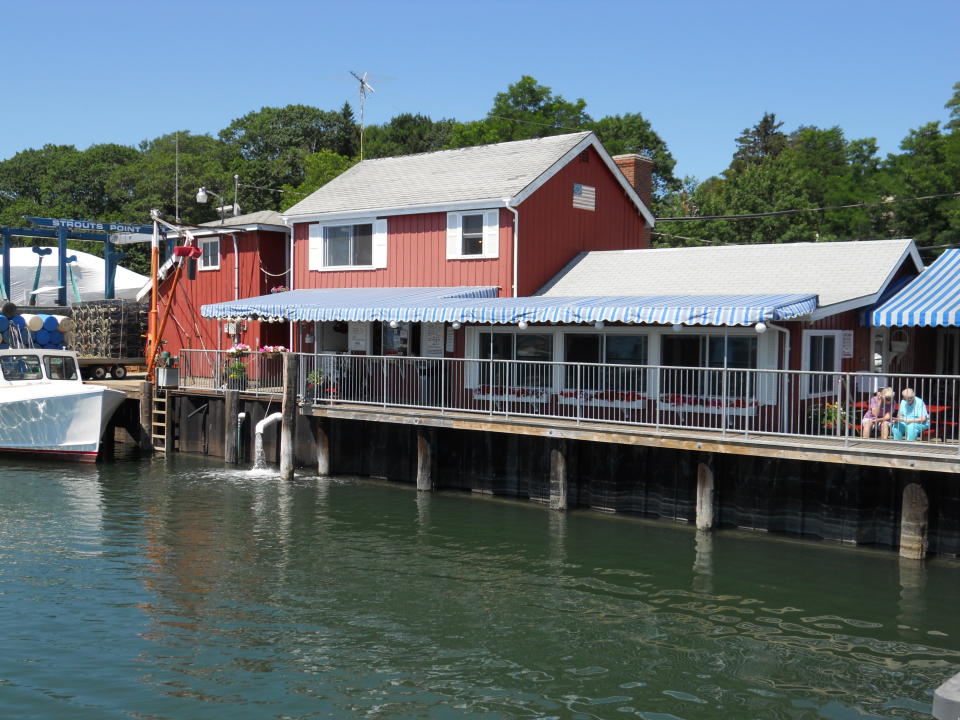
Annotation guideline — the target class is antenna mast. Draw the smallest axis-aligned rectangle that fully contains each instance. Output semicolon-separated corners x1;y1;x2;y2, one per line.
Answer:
349;70;375;161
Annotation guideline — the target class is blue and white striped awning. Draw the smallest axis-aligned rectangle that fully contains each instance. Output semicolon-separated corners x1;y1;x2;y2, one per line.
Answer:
871;250;960;327
202;288;817;326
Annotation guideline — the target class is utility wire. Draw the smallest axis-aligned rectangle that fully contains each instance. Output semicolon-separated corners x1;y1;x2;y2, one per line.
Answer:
657;190;960;222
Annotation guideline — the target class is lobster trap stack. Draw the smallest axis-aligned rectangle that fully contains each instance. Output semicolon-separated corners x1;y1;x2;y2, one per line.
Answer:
70;300;147;359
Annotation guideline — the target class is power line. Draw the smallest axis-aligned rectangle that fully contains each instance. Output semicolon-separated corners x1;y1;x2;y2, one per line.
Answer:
656;190;960;222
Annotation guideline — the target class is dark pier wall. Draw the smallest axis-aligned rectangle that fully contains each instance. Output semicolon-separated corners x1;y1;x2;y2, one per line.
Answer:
169;393;960;556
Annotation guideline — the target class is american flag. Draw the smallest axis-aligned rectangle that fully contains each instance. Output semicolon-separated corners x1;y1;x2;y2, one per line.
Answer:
572;183;596;210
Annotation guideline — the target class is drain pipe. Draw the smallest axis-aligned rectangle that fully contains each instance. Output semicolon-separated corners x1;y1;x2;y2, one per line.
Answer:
256;412;283;436
503;198;519;297
767;322;792;433
237;412;247;460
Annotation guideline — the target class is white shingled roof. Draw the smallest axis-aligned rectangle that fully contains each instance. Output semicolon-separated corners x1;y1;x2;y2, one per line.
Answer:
282;132;654;225
539;239;922;313
200;210;285;228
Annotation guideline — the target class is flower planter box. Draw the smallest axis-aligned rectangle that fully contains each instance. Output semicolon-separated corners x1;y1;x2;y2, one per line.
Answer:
472;389;550;404
558;391;646;409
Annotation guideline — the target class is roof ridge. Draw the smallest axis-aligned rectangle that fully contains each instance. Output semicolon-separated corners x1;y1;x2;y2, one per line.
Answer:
356;131;592;165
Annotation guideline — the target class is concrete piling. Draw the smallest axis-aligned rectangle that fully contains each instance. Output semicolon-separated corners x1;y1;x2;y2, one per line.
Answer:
696;460;715;531
316;419;331;477
899;482;929;560
549;440;567;511
416;427;433;492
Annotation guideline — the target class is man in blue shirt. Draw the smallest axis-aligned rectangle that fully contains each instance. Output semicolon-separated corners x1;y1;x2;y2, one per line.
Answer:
891;388;929;441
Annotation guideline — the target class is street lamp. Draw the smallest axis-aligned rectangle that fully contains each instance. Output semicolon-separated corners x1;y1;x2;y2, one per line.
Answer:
196;174;241;222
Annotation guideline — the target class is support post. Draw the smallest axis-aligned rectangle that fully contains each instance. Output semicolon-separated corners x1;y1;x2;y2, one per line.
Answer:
56;225;68;307
549;440;567;511
696;460;715;531
416;427;433;491
279;353;298;481
316;419;330;476
139;381;153;452
224;389;239;464
1;229;10;299
164;394;175;454
899;482;929;560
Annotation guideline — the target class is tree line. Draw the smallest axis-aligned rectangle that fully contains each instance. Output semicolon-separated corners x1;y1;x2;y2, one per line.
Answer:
0;76;957;274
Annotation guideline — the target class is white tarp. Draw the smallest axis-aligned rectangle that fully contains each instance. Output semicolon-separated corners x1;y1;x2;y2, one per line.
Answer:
2;246;148;305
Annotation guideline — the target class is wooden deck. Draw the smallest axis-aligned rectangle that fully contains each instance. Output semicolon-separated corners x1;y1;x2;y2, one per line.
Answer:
300;401;960;475
87;376;147;400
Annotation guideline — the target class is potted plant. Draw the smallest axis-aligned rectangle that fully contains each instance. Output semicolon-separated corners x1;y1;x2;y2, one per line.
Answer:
224;359;248;390
306;368;324;388
258;344;287;359
226;342;251;358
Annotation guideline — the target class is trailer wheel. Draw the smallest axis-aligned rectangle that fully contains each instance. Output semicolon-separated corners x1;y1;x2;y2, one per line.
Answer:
111;365;127;380
91;366;108;380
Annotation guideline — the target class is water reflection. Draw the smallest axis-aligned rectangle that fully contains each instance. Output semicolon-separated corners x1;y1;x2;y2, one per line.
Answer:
0;457;958;720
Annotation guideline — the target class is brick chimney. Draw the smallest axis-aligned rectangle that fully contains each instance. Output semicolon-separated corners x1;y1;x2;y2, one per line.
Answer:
612;153;653;210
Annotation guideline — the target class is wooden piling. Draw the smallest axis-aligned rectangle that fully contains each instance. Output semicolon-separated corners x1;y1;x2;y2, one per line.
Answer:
696;460;715;531
139;380;153;452
279;353;297;482
416;427;433;492
899;482;929;560
549;440;567;511
164;394;175;454
224;389;239;464
316;419;331;477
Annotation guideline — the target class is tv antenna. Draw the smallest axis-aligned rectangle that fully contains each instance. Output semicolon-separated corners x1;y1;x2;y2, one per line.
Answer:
350;70;375;160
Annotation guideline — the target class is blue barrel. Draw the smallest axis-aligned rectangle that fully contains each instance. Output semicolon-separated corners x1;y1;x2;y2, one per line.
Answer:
44;343;58;349
0;343;8;350
50;330;63;345
0;316;8;333
41;314;59;332
11;315;25;328
35;329;50;345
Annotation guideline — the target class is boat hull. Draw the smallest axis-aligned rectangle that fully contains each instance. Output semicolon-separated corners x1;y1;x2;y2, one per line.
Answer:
0;384;126;462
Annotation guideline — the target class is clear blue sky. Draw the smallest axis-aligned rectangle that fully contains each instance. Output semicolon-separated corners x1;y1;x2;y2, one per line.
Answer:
2;0;957;182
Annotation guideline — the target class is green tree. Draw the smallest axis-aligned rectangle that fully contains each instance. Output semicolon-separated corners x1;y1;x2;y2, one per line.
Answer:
280;150;358;211
448;75;591;146
945;80;960;132
728;112;788;175
589;113;680;198
364;113;455;158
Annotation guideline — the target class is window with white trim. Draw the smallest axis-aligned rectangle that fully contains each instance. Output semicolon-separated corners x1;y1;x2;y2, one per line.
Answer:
802;330;842;398
199;237;220;270
478;330;552;388
446;210;499;259
308;219;388;270
563;333;648;391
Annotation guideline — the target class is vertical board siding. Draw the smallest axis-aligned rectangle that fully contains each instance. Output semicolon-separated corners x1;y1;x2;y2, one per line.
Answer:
294;212;512;296
160;230;289;355
516;145;649;296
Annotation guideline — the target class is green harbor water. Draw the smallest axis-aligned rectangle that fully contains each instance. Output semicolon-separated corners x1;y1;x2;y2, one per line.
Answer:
0;455;958;719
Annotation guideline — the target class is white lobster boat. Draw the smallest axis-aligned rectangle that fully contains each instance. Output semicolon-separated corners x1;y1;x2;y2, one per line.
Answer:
0;348;126;461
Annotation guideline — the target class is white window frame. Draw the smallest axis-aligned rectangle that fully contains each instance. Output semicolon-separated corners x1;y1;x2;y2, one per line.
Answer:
199;237;220;270
446;210;500;260
309;218;387;272
801;329;843;399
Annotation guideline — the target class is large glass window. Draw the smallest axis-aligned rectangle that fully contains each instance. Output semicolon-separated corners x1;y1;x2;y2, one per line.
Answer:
661;334;758;397
804;331;840;397
563;334;648;391
324;223;373;267
479;332;553;387
0;354;42;381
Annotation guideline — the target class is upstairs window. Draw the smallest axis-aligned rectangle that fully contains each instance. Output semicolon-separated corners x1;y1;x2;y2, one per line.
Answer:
447;210;500;259
308;219;388;271
199;237;220;270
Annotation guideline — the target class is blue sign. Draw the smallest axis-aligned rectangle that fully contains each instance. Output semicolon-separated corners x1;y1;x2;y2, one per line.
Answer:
24;216;153;235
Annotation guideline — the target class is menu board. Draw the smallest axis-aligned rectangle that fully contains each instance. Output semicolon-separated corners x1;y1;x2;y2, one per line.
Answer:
348;322;369;353
421;322;445;358
841;330;854;359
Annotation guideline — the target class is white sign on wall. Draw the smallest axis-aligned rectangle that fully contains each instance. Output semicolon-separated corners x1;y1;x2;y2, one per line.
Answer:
348;322;370;353
841;330;854;359
445;327;455;353
421;322;445;358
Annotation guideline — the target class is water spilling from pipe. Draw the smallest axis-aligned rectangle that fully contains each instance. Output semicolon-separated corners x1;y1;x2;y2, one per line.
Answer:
253;431;267;470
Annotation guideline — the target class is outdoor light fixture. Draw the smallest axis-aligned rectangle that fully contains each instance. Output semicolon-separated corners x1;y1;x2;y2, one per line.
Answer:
594;320;605;329
451;322;461;330
389;320;399;329
518;320;529;330
755;322;767;334
196;187;209;204
672;323;683;332
196;174;241;221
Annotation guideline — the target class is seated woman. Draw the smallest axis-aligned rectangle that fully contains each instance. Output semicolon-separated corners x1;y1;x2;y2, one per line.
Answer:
861;387;894;439
891;388;930;441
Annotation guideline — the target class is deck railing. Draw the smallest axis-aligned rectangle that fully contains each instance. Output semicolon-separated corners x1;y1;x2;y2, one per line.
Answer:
178;350;960;448
179;349;285;397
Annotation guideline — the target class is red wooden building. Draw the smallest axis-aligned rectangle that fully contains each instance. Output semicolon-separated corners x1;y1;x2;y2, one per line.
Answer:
154;211;291;357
